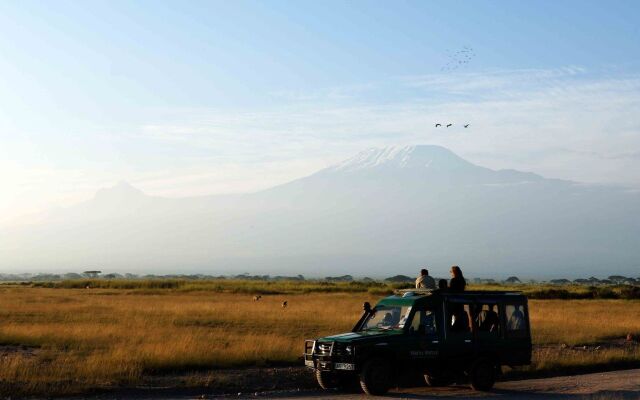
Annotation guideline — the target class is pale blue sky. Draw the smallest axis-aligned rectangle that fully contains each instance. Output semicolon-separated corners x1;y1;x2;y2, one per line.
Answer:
1;1;640;222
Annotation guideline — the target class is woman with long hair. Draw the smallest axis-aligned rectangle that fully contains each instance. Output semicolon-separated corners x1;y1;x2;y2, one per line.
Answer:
449;265;466;291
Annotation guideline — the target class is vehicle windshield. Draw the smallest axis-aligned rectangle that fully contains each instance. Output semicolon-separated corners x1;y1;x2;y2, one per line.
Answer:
360;305;412;331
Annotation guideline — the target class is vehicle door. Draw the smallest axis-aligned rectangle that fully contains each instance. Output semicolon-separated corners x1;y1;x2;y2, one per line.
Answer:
405;306;441;367
442;298;474;362
389;305;416;363
501;301;532;365
474;301;501;356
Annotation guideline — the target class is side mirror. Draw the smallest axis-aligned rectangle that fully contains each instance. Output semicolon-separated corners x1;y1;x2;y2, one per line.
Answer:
352;302;373;333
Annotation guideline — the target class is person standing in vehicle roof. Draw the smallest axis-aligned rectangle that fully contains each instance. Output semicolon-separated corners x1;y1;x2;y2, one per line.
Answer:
415;268;436;289
449;266;466;291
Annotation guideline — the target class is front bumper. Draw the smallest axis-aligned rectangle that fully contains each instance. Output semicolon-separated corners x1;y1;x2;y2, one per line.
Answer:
304;339;357;372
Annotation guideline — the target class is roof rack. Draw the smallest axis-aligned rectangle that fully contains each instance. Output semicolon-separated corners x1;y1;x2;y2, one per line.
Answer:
394;288;435;296
393;288;524;296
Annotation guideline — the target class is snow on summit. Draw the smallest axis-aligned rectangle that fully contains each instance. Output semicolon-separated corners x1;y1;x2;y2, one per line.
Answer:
329;145;472;172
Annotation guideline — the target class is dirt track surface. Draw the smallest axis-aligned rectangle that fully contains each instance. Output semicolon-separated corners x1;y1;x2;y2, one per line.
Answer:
73;369;640;399
267;368;640;400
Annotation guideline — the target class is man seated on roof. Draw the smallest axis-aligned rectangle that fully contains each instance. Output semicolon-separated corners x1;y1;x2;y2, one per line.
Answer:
415;268;436;289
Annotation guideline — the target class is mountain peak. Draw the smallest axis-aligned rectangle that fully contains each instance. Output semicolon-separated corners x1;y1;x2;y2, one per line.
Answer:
328;145;472;172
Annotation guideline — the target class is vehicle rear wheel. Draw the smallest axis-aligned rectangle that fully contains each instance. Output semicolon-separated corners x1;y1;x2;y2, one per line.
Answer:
469;358;496;391
424;372;449;387
359;358;392;395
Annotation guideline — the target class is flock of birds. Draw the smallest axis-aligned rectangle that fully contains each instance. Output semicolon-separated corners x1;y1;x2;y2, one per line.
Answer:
436;46;475;127
441;45;475;72
253;295;288;308
435;123;470;128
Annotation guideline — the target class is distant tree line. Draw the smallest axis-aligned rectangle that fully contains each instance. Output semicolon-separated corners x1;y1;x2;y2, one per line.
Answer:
547;275;638;285
0;272;638;286
0;272;308;282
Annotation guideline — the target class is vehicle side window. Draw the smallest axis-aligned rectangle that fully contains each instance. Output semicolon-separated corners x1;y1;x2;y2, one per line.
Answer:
505;304;527;337
447;302;471;333
476;303;501;334
409;308;437;335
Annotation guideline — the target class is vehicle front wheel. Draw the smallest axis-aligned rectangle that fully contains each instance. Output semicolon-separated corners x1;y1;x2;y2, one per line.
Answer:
359;358;392;395
469;358;496;391
315;370;339;390
315;370;359;392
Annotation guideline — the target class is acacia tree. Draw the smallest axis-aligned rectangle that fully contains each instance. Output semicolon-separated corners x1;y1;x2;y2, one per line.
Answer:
608;275;627;283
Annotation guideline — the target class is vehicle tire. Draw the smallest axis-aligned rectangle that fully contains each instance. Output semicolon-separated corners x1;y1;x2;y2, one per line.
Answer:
315;370;339;390
469;358;496;391
337;374;361;393
316;370;359;392
424;373;449;387
359;358;392;395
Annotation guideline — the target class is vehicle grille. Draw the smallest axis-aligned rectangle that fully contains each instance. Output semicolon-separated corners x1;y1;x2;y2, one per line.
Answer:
317;342;333;355
316;342;348;356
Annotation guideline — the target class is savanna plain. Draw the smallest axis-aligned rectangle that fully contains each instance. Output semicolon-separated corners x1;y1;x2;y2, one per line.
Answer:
0;280;639;397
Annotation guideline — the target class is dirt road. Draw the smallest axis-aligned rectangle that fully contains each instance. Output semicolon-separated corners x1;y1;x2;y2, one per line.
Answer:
268;369;640;399
68;369;640;399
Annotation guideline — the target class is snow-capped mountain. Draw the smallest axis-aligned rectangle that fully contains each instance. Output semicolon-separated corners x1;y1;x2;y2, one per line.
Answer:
329;145;477;172
316;145;542;182
1;145;639;278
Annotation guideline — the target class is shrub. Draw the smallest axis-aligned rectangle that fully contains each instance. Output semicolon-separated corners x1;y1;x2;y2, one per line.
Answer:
528;289;575;299
619;285;640;300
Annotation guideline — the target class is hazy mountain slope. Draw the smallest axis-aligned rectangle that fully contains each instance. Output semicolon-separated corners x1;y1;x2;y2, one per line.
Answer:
1;145;639;278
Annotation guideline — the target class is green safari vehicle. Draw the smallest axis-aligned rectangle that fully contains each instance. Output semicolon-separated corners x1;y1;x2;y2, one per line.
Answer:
303;289;532;395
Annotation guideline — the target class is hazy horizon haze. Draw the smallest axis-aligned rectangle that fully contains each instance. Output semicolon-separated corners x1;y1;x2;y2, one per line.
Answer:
2;145;638;279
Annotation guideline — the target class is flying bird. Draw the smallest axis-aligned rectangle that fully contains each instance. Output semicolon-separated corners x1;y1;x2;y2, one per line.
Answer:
435;123;441;127
464;124;469;128
446;123;452;128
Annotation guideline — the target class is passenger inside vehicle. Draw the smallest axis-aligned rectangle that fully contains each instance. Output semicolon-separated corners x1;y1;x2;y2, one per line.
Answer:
507;305;525;331
409;309;436;335
450;305;470;332
382;312;394;326
476;304;500;333
360;305;411;330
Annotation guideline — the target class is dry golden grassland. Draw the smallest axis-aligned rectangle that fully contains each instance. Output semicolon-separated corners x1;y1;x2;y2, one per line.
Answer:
0;286;638;396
